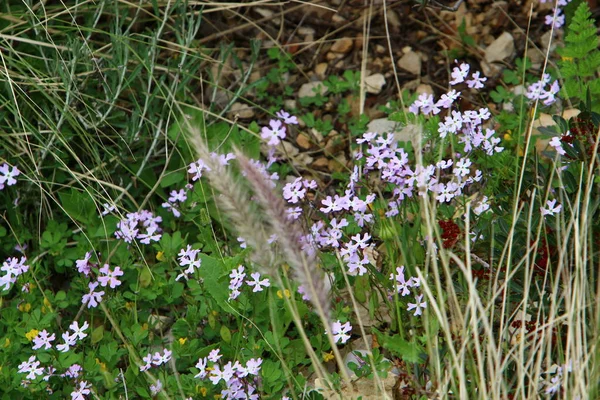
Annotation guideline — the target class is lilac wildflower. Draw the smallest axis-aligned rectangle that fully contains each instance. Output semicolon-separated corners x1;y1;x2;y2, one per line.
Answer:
18;355;44;380
276;110;299;125
208;349;222;363
150;380;163;396
32;330;55;350
81;281;104;308
0;163;20;189
56;332;77;352
541;199;562;216
549;136;566;155
246;272;270;292
97;264;123;289
450;62;470;85
194;357;208;379
188;158;211;181
70;381;91;400
331;320;352;344
407;294;427;316
75;252;93;276
261;119;286;146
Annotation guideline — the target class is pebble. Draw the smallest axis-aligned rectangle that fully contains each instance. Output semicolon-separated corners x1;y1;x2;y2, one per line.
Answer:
296;133;312;150
314;63;328;80
331;37;353;54
364;73;386;94
298;81;328;98
484;32;514;64
397;50;422;75
230;102;254;119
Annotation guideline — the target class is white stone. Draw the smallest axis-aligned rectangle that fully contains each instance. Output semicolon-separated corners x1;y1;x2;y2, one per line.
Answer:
364;73;386;94
484;32;514;64
397;51;422;75
298;81;328;98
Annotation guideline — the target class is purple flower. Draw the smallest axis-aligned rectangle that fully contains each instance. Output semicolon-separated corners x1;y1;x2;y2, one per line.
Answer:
194;357;208;378
450;62;470;85
69;320;89;340
207;348;222;363
261;119;286;146
56;331;77;352
331;320;352;344
188;158;211;181
541;199;562;217
276;110;299;125
545;8;565;29
32;330;55;350
407;294;427;316
70;381;91;400
466;71;487;89
246;272;270;292
0;163;20;189
75;252;94;276
97;264;123;289
82;281;104;308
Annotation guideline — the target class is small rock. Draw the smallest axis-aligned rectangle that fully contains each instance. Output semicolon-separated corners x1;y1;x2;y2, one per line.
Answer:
480;60;502;77
364;73;386;94
328;154;347;173
230;102;254;119
298;81;328;99
416;84;434;95
397;51;422;75
296;133;312;150
387;10;401;29
314;63;328;80
279;141;299;157
284;99;296;110
484;32;514;63
331;14;347;24
331;37;353;54
311;157;329;170
375;44;386;54
298;27;315;36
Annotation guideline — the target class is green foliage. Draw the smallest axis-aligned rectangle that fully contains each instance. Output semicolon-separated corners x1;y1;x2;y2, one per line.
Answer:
557;2;600;110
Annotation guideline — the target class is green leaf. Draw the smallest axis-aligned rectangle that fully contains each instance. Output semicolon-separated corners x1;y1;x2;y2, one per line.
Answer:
220;325;232;343
159;171;186;188
91;325;104;344
58;189;95;225
382;334;424;363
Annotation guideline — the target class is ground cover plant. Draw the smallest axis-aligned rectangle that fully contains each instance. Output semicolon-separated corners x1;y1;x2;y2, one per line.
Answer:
0;0;599;399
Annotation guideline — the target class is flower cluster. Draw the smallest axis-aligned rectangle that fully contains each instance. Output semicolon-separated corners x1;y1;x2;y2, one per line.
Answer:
162;188;188;217
525;73;560;105
140;348;172;372
176;245;202;281
0;162;20;190
227;265;271;300
194;349;262;400
18;321;90;397
540;0;572;30
389;266;426;316
78;257;123;309
114;210;162;244
0;256;29;292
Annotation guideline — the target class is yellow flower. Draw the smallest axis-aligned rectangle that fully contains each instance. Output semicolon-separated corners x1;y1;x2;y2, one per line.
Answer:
3;338;10;348
156;251;166;261
503;131;512;141
276;289;291;299
178;337;187;345
199;386;207;396
18;303;31;313
96;358;107;371
323;351;335;362
25;329;39;341
561;56;573;62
